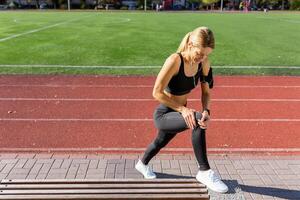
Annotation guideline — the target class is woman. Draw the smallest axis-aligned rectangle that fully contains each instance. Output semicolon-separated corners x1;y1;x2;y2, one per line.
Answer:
135;27;228;193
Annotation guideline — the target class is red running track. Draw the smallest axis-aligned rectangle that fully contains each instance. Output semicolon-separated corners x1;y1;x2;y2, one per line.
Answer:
1;75;300;154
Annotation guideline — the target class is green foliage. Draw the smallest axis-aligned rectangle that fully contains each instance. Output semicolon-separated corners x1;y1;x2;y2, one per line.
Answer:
255;0;288;9
120;5;128;9
256;0;280;4
137;0;144;7
187;0;200;4
289;0;300;10
8;1;17;8
58;0;67;8
201;0;219;5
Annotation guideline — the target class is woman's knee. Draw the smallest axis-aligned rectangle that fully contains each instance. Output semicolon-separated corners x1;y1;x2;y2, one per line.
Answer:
195;112;202;120
194;112;203;127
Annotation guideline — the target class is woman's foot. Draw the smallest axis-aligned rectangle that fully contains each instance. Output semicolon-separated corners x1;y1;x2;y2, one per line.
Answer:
196;169;228;193
135;160;156;179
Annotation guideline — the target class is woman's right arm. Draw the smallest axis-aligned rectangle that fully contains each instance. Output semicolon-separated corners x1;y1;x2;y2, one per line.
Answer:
152;53;196;129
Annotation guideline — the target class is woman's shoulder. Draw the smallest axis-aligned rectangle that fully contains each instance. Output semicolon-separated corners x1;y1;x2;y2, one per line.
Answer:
164;53;182;67
160;53;182;75
167;52;181;62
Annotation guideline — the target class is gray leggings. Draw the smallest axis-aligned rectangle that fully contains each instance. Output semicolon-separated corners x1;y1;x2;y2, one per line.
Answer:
141;104;210;171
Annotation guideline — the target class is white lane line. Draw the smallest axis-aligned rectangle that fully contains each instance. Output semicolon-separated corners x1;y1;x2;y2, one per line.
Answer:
0;147;299;153
213;119;300;122
216;85;300;88
0;84;154;88
0;65;161;68
212;99;300;102
0;98;300;102
256;17;300;24
0;118;152;122
0;64;299;69
1;118;300;122
1;84;300;88
215;66;300;69
0;15;94;42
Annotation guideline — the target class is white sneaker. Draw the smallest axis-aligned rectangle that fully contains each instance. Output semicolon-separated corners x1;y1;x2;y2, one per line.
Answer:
135;160;156;179
196;169;228;193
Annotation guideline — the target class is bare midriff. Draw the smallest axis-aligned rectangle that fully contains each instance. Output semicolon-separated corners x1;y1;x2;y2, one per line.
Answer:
164;90;188;107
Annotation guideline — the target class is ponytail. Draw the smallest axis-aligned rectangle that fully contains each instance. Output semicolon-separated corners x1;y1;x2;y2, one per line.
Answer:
177;32;192;53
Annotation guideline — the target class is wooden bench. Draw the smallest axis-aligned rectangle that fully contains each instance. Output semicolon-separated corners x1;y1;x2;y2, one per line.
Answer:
0;178;209;199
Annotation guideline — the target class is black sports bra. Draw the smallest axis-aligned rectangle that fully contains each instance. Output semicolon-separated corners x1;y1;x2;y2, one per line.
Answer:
164;53;201;95
164;53;214;96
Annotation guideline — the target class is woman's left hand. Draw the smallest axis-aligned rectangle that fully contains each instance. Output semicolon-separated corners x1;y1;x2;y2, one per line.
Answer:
197;110;210;129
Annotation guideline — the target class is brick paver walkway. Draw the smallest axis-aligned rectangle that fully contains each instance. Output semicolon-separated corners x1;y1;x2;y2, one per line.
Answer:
0;153;299;200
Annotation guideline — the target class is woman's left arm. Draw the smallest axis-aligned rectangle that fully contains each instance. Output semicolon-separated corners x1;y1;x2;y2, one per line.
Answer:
201;84;211;115
198;58;212;129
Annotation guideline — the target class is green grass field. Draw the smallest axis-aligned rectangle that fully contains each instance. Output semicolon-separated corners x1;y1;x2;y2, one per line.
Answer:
0;11;300;75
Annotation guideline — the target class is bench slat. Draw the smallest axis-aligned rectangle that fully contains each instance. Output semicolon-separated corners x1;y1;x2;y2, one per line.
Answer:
1;179;199;184
0;183;203;189
0;179;209;200
0;193;209;200
0;188;207;194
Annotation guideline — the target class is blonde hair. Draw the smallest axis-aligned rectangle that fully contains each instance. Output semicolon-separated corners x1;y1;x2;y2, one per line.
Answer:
177;27;215;53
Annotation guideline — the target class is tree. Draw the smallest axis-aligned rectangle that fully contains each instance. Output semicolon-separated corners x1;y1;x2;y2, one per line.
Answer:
289;0;300;10
49;0;59;8
136;0;144;9
187;0;200;9
255;0;285;10
98;0;120;8
201;0;219;10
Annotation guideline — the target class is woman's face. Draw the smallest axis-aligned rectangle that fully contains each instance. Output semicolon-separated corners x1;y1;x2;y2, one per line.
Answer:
189;43;213;63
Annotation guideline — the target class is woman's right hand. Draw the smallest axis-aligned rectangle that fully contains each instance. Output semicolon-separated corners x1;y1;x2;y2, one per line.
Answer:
180;107;196;129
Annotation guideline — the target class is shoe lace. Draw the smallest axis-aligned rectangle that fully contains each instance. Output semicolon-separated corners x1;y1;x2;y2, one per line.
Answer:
208;170;221;183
